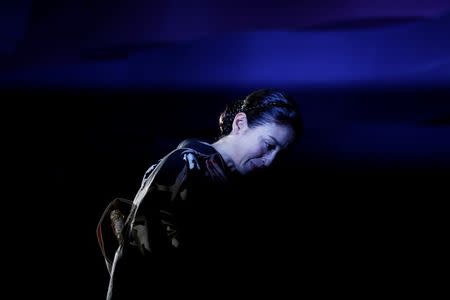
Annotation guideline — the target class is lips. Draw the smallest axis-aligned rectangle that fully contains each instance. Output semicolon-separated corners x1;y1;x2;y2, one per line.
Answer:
248;160;262;171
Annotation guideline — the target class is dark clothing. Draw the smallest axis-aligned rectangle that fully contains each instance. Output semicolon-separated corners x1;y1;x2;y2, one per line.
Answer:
105;139;238;299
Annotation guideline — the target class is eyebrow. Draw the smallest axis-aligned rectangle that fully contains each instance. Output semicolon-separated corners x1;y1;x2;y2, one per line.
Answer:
269;135;287;149
268;135;282;148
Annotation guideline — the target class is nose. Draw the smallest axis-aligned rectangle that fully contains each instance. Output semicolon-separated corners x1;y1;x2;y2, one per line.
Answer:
262;151;277;167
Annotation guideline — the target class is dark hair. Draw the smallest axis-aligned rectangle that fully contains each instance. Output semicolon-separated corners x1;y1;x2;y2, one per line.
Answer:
218;89;303;141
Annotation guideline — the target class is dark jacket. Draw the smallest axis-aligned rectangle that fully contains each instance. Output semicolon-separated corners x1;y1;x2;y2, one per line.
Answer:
104;139;235;299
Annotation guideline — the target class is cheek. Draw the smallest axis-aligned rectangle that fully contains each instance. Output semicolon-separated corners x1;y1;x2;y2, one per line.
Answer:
236;136;265;161
243;146;266;161
254;147;267;158
234;145;250;163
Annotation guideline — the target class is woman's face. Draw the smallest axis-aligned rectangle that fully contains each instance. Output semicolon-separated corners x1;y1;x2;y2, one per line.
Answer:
230;113;294;175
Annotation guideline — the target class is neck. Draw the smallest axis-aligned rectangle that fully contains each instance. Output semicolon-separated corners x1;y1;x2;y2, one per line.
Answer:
211;137;236;172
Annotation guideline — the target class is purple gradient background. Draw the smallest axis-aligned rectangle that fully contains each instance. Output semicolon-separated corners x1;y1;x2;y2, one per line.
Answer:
2;0;450;64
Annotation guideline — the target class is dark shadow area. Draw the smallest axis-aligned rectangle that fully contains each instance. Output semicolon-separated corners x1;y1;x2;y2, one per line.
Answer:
5;87;448;298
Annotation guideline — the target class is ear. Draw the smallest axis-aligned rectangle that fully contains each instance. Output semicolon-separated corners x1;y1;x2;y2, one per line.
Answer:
230;112;249;135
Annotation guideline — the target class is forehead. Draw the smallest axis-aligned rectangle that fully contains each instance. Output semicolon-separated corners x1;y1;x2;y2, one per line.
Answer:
251;123;294;147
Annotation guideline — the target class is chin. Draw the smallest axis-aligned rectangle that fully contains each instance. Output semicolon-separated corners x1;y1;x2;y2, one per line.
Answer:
242;165;257;175
237;169;248;175
236;165;250;175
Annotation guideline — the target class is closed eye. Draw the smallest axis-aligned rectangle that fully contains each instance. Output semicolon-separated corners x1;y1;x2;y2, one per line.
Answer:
265;142;276;151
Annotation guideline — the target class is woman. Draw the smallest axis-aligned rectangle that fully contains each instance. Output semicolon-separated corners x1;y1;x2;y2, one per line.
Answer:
102;88;303;299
